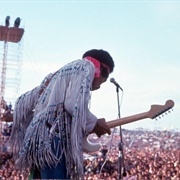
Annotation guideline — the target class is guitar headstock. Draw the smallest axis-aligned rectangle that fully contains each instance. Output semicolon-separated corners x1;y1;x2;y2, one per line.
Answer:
148;100;175;119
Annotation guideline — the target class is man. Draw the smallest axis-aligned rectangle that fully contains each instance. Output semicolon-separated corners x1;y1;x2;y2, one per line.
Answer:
9;49;115;179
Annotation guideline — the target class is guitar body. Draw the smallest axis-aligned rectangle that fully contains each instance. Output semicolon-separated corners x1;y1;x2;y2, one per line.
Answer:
82;100;174;153
82;136;101;153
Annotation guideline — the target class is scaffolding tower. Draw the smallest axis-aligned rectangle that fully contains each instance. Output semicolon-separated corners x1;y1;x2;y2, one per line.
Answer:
0;16;24;138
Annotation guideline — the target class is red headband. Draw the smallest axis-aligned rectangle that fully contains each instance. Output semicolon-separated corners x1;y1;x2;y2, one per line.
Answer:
85;56;110;78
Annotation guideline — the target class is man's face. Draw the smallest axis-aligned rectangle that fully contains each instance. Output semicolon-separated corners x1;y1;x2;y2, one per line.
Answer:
91;76;107;91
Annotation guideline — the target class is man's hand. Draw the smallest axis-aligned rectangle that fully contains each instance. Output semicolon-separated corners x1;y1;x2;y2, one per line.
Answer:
91;118;111;137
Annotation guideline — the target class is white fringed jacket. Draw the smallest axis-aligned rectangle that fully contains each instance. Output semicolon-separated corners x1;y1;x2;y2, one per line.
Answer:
9;59;98;179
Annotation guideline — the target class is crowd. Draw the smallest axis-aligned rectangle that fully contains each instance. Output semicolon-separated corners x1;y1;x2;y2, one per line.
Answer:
0;124;179;179
83;128;180;180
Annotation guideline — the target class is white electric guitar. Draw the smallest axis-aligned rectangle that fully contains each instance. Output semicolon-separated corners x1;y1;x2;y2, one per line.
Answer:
82;99;175;153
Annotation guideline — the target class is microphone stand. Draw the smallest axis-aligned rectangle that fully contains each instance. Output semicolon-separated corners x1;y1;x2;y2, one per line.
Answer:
115;86;126;180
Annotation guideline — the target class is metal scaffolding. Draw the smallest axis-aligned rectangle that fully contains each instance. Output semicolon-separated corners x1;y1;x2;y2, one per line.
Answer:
0;17;24;138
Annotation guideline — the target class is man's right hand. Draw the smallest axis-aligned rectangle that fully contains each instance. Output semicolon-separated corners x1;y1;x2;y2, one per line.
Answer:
90;118;111;137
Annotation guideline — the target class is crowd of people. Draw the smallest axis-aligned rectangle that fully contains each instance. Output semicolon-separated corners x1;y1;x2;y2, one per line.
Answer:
0;124;179;180
83;128;180;180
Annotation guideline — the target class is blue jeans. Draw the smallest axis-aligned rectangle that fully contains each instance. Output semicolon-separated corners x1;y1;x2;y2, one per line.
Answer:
40;153;70;179
32;137;70;179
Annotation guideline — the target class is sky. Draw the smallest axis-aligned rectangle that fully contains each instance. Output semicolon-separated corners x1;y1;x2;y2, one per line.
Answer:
0;0;179;131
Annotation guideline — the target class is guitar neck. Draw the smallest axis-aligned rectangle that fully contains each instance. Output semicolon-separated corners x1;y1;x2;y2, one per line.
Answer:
107;112;149;129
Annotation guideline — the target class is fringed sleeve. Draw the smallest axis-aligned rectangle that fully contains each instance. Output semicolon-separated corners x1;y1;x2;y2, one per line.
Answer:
8;73;54;158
